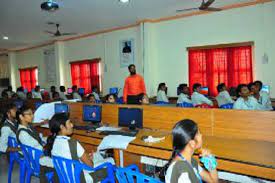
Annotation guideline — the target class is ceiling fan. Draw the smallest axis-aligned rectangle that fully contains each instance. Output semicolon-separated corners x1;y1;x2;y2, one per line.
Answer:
45;22;77;37
176;0;222;13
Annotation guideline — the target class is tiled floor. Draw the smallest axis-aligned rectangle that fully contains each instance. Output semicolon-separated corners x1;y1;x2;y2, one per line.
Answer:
0;155;39;183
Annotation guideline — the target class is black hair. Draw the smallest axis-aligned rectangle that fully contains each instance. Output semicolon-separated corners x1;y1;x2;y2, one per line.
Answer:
128;64;135;70
236;84;247;97
192;83;201;92
247;82;255;91
72;85;77;91
50;86;56;91
88;94;95;99
160;119;198;180
8;86;12;91
229;87;237;97
52;91;60;99
59;86;66;92
1;91;8;99
1;103;17;124
254;80;263;90
158;83;166;91
105;94;117;103
44;113;70;157
16;105;32;124
217;83;226;93
26;92;32;99
17;86;24;92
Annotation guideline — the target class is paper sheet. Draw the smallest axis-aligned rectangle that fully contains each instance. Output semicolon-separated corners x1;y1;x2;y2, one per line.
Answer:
97;135;136;150
96;126;121;131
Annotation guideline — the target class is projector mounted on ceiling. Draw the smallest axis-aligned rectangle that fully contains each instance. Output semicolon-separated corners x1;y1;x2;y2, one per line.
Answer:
41;0;59;12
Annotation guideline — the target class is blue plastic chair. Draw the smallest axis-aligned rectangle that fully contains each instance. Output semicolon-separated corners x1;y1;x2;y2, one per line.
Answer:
20;144;53;183
220;103;234;109
7;137;26;183
154;101;169;105
52;156;115;183
177;102;193;108
117;97;124;104
116;164;163;183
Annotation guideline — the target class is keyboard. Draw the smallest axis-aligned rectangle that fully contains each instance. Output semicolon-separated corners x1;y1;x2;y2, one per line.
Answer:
73;125;96;132
99;130;138;137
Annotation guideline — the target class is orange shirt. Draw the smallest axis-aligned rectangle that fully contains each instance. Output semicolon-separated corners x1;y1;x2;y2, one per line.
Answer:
123;74;146;102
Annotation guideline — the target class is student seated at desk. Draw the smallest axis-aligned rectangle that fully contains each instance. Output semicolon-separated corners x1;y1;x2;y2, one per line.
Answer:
164;119;218;183
32;85;43;100
105;94;117;104
16;86;26;100
139;93;150;105
0;103;20;153
233;84;263;110
59;86;68;100
87;94;96;104
177;84;192;104
26;92;33;100
6;86;15;98
191;83;213;106
253;81;273;111
72;85;82;101
52;91;62;101
92;86;101;102
16;106;58;182
157;83;169;103
216;83;234;107
45;113;95;183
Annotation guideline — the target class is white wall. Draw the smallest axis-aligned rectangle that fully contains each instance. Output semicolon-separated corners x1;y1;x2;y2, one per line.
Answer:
151;1;275;97
0;54;9;78
10;1;275;97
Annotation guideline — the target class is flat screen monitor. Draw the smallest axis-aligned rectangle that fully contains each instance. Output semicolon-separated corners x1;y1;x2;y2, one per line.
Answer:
54;103;69;114
67;88;73;94
35;101;43;110
109;87;118;94
118;107;143;129
261;85;270;94
78;88;85;95
82;105;102;123
200;87;209;96
14;100;24;110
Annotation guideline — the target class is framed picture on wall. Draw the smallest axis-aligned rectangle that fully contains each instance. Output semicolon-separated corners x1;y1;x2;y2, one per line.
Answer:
120;39;134;68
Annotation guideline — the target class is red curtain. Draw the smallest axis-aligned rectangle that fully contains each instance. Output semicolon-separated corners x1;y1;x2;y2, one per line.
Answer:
189;46;252;96
70;59;100;94
19;67;38;91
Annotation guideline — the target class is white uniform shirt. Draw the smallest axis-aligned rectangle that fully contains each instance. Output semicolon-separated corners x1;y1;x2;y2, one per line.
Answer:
92;92;100;101
59;92;68;100
17;124;53;167
216;91;234;107
191;92;213;106
233;96;264;110
258;91;273;111
52;136;92;182
17;91;26;100
7;91;15;98
157;90;169;102
177;93;192;104
0;119;17;152
32;91;42;99
73;92;82;101
165;160;203;183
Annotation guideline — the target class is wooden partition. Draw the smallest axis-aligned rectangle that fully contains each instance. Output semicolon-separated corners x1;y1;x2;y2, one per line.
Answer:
66;102;275;142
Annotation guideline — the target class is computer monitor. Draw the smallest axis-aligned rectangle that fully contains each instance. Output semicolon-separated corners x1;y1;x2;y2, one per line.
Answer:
82;105;102;123
200;87;209;96
14;100;24;110
118;107;143;129
35;101;43;110
67;88;73;94
261;85;270;94
109;87;118;95
54;103;69;114
78;88;85;95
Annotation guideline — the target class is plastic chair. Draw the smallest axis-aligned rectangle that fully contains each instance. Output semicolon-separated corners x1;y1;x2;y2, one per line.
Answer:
117;97;124;104
7;137;26;183
220;103;234;109
154;101;169;105
195;104;213;108
20;144;53;183
177;102;193;108
52;156;115;183
116;164;163;183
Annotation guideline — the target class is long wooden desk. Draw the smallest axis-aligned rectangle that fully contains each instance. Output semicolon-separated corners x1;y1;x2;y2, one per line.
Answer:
36;125;275;181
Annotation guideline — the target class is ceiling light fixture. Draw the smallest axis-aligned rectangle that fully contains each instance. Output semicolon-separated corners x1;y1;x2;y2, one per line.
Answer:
119;0;130;3
3;36;8;40
41;0;59;12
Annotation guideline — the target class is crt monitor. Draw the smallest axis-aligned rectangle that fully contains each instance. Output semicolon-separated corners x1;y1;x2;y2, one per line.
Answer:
118;107;143;129
200;87;209;96
82;105;102;123
261;85;270;94
67;88;73;94
78;88;85;95
54;103;69;114
14;100;24;110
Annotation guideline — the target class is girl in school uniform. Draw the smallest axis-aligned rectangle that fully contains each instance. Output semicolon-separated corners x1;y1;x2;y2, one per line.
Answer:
157;83;169;103
164;119;218;183
44;113;99;183
16;106;57;182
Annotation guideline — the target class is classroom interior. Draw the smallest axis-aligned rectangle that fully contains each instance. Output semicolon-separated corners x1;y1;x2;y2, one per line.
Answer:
0;0;275;182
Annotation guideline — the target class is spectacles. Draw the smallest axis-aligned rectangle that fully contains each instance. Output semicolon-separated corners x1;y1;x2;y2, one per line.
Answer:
23;112;33;116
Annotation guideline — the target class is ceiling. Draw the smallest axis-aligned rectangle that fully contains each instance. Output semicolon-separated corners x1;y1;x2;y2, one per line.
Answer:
0;0;253;51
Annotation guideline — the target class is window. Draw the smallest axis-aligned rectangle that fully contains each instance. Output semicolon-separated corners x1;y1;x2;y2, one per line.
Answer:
19;67;38;91
189;45;253;96
70;59;101;94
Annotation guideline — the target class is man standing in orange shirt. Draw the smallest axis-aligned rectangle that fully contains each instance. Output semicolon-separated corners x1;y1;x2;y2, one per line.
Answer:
123;64;146;104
